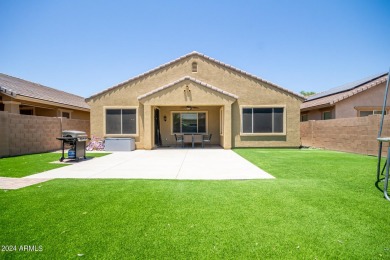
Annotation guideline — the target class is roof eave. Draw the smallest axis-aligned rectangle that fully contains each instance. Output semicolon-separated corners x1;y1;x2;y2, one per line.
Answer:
301;103;332;111
0;86;17;97
306;73;388;102
16;95;90;111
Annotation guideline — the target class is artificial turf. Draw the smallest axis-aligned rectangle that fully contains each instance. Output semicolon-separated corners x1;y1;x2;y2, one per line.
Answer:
0;152;110;178
0;149;389;259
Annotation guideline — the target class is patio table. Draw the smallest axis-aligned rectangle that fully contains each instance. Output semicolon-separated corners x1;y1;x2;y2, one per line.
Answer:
182;134;205;148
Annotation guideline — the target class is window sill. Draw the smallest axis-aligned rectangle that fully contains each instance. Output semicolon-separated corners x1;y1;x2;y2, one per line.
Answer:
240;132;286;136
171;133;208;135
104;134;138;137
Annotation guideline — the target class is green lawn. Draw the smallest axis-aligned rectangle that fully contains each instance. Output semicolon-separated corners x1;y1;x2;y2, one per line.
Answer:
0;152;110;178
1;149;389;259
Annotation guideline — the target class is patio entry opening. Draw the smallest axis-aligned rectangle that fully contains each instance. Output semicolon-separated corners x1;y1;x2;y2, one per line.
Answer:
152;105;223;149
154;108;162;147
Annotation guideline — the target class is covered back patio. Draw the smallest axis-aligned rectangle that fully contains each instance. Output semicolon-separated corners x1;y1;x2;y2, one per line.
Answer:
137;77;237;150
152;105;221;148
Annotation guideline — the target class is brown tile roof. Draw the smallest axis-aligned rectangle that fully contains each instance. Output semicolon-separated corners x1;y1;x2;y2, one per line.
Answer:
87;51;304;101
0;73;89;110
138;76;238;100
301;73;388;111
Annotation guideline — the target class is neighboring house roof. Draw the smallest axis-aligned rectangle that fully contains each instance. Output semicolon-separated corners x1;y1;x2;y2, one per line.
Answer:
138;76;238;100
301;72;388;111
0;73;89;110
87;51;304;101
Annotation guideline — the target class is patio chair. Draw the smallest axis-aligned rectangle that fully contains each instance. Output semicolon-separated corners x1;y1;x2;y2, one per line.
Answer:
183;134;193;147
202;134;212;148
174;134;184;148
193;134;203;148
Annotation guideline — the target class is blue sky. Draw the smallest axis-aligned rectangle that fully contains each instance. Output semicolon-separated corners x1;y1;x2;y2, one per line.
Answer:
1;0;389;98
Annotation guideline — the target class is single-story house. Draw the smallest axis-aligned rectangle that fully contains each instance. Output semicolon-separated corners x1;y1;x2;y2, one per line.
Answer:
0;73;89;119
301;72;389;121
86;52;304;149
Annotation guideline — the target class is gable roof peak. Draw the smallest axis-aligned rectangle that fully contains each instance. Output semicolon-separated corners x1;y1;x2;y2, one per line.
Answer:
138;76;238;100
87;52;304;101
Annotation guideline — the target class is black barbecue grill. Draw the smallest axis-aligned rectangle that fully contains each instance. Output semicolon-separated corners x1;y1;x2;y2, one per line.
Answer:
57;130;88;162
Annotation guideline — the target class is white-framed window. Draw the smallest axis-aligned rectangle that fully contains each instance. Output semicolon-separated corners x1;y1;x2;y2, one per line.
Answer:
105;108;137;135
241;106;285;134
359;110;386;117
59;109;72;119
301;114;308;122
322;111;332;120
62;112;70;118
220;107;224;135
171;111;207;134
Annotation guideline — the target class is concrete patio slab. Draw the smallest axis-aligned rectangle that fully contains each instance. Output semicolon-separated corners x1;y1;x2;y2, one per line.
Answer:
0;177;53;190
25;150;274;180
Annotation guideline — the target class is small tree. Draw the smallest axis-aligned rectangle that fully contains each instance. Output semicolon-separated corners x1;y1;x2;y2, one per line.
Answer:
300;90;316;97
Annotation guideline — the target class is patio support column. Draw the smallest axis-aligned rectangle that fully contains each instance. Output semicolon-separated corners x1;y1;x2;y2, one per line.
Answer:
223;104;232;149
143;105;153;150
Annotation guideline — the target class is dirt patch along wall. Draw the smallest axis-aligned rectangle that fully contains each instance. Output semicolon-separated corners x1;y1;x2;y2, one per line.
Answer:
0;111;90;158
300;114;389;156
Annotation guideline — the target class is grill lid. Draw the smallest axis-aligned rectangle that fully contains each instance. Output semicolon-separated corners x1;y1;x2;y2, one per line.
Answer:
62;130;88;139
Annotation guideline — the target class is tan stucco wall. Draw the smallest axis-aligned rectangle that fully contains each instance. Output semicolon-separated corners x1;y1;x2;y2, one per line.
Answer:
35;107;57;117
69;110;90;120
302;82;389;120
335;82;389;118
305;110;322;121
304;107;335;121
0;93;90;119
87;55;303;149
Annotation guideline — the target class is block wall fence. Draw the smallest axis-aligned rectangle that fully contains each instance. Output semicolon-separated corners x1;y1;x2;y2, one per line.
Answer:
301;114;390;156
0;111;90;158
1;111;388;157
